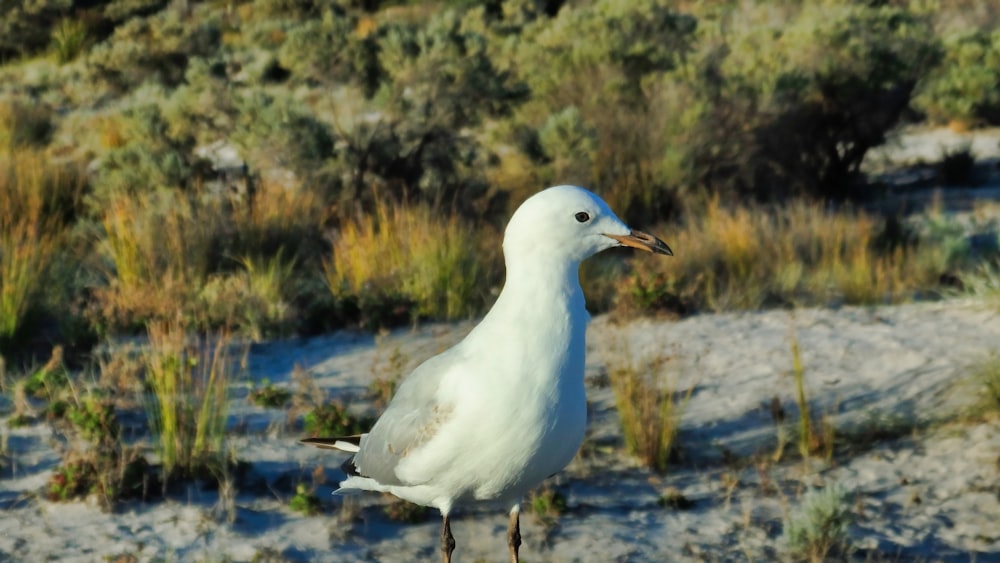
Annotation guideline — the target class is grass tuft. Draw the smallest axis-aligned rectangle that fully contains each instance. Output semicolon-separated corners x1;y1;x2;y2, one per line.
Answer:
142;322;236;480
608;351;693;473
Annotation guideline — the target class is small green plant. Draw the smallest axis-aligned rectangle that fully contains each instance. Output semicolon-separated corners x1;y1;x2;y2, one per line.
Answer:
609;352;693;473
249;380;292;409
289;483;321;516
382;497;429;523
783;485;853;562
21;358;70;400
303;402;373;437
964;353;1000;421
527;485;567;528
50;18;90;64
67;396;119;446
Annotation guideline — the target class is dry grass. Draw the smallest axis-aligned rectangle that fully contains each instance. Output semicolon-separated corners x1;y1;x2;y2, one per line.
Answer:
96;189;219;330
142;322;238;479
325;199;500;321
623;198;948;313
0;147;83;346
608;351;693;473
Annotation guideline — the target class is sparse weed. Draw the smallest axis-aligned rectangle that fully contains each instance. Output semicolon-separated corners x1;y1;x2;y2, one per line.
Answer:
527;485;567;528
50;18;90;64
783;485;853;562
249;380;292;409
289;483;321;516
0;149;62;349
382;496;429;523
608;351;693;473
21;346;69;399
303;402;373;438
784;323;835;463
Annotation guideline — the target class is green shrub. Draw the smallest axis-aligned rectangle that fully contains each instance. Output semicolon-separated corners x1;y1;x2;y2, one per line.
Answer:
914;30;1000;126
680;2;940;201
86;9;221;90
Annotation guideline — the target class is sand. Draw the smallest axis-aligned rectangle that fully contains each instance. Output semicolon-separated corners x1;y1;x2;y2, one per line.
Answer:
2;298;998;562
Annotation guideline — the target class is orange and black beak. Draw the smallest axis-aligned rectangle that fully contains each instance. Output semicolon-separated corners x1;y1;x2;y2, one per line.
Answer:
605;230;673;256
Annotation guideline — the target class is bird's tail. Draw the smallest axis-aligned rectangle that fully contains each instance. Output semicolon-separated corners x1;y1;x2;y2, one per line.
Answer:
300;435;362;453
300;435;365;491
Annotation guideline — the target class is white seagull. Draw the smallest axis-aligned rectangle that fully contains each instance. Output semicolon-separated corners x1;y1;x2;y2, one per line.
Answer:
303;185;672;563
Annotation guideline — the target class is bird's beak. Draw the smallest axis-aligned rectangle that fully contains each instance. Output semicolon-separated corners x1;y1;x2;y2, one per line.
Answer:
605;230;673;256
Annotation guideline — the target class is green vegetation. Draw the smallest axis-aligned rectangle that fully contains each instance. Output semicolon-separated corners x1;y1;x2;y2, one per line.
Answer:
142;322;236;480
783;485;854;562
249;380;292;409
303;402;373;437
0;0;997;367
289;483;322;516
527;485;567;528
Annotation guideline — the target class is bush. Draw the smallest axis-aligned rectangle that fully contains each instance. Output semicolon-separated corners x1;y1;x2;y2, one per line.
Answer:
86;9;221;91
680;2;940;201
914;30;1000;126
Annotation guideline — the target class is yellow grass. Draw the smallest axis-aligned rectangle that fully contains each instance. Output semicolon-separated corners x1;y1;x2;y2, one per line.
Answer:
624;198;947;312
609;351;693;473
325;199;500;320
98;189;218;328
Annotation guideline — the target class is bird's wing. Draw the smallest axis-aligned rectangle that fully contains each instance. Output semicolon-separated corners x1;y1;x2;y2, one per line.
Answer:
351;348;463;487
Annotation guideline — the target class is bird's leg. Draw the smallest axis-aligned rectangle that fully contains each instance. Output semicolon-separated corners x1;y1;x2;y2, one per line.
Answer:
440;515;456;563
507;504;521;563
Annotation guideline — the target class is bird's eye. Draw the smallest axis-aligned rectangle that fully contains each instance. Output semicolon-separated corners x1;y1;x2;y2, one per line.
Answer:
575;212;590;223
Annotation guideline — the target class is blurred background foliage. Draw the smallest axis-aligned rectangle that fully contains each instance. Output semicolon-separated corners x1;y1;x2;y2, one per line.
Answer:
1;0;999;363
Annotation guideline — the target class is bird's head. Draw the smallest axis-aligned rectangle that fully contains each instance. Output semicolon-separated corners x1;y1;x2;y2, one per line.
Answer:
503;185;672;266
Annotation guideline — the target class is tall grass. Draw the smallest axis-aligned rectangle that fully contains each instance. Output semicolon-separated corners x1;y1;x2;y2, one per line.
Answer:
622;199;949;313
325;199;500;321
143;322;235;478
97;189;218;330
608;352;693;473
0;148;81;347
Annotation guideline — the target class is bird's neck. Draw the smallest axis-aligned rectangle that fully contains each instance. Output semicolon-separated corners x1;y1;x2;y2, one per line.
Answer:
472;255;587;343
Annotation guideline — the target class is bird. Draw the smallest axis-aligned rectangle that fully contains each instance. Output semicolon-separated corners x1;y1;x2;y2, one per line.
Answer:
302;185;672;563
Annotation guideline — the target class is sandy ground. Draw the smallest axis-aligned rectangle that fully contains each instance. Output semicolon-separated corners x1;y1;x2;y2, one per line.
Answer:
2;298;998;562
